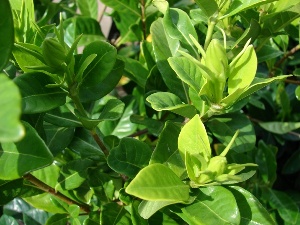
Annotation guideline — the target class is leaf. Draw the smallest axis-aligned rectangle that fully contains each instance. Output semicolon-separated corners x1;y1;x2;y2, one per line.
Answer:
0;0;14;71
79;41;117;88
176;186;240;225
282;149;300;174
107;137;152;178
14;72;67;114
0;179;24;205
44;107;82;127
138;200;180;219
76;0;98;19
256;45;284;63
100;203;132;225
258;121;300;134
222;45;257;106
150;121;186;178
45;214;68;225
146;92;197;118
264;189;299;224
0;74;24;142
150;18;188;103
55;159;94;190
118;55;148;88
221;0;277;19
206;112;256;153
79;59;124;102
168;57;204;93
0;121;53;180
130;115;164;136
0;215;19;225
178;115;211;162
194;0;218;18
228;186;276;225
237;75;289;102
99;99;125;121
126;163;190;201
255;141;277;185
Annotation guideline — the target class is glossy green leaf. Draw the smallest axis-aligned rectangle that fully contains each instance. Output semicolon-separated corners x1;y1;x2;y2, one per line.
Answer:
237;75;289;102
45;214;68;225
228;186;276;225
264;189;299;224
0;215;19;225
126;163;190;201
256;45;283;63
177;186;240;225
178;115;211;162
295;86;300;100
194;0;218;18
282;149;300;174
83;211;100;225
0;0;14;71
107;137;152;178
255;141;277;185
146;92;197;118
168;57;203;93
222;45;257;106
119;55;148;88
55;159;94;190
259;121;300;134
44;107;82;127
130;200;148;225
100;0;141;45
221;0;277;19
206;112;256;153
151;18;188;102
14;72;66;114
138;200;179;219
100;203;132;225
98;99;125;121
150;121;186;178
0;74;24;142
0;122;53;180
76;0;98;19
79;59;124;102
79;41;116;87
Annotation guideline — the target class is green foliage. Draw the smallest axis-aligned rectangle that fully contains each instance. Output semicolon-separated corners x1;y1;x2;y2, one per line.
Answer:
1;0;300;224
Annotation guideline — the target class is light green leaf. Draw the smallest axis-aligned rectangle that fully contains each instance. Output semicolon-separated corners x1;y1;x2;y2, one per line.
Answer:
0;74;24;142
222;45;257;106
150;121;186;178
45;214;69;225
99;99;125;121
206;112;256;153
0;122;53;180
126;164;190;201
146;92;197;118
194;0;218;18
295;86;300;101
107;137;152;178
0;0;14;71
14;72;67;114
228;186;276;225
55;159;94;190
168;57;203;93
76;0;98;19
176;186;240;225
258;121;300;134
237;75;289;102
178;115;211;161
221;0;277;19
264;189;299;224
138;200;179;219
150;18;188;102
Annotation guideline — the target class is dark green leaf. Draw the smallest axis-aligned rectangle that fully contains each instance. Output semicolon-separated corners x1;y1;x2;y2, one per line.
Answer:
194;0;218;18
0;73;24;142
256;45;283;63
45;214;68;225
0;0;14;71
206;112;256;153
282;149;300;174
99;99;125;121
0;121;53;180
176;186;240;225
44;107;82;127
100;203;132;225
108;137;152;178
228;186;275;225
14;72;66;114
0;179;24;205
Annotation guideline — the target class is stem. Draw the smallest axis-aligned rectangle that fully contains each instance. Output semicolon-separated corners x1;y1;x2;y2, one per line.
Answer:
91;128;109;157
128;129;148;137
204;19;217;50
23;173;90;213
140;0;147;40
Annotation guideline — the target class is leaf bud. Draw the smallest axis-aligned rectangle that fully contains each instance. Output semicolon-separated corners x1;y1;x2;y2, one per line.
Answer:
42;38;67;70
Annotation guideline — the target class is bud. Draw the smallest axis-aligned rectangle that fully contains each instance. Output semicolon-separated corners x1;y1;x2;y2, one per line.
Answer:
42;38;67;70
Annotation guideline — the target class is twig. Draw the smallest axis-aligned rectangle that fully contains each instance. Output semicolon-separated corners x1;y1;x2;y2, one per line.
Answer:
23;173;90;213
128;128;148;137
91;129;109;157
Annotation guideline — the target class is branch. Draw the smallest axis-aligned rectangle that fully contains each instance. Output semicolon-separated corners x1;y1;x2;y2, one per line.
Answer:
91;129;109;157
23;173;90;213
